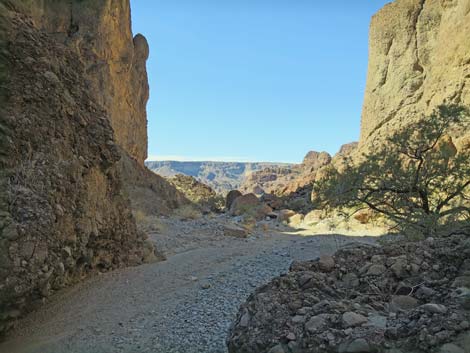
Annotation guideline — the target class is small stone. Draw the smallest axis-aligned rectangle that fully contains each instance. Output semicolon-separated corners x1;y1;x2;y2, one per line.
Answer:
367;315;387;329
62;246;72;257
287;341;301;353
319;255;335;272
389;295;419;312
421;303;447;314
268;344;286;353
342;312;368;328
390;258;408;278
43;70;60;84
239;313;250;327
452;275;470;288
286;332;296;341
346;338;372;353
291;315;306;324
439;343;465;353
305;314;328;332
297;307;310;315
367;264;386;276
201;283;211;289
341;273;359;288
223;224;249;238
459;320;469;330
416;285;435;298
298;272;315;289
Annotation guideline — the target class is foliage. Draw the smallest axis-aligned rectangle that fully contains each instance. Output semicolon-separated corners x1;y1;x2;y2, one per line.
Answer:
133;210;167;233
312;104;470;237
174;204;202;221
169;174;224;212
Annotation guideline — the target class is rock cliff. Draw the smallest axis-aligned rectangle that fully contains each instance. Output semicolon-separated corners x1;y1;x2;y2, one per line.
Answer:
13;0;149;165
0;0;181;336
361;0;470;148
240;144;357;204
146;161;293;194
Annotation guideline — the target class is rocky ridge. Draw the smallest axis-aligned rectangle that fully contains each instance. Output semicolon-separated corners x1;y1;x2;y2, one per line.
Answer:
167;174;223;213
240;143;358;212
146;160;293;194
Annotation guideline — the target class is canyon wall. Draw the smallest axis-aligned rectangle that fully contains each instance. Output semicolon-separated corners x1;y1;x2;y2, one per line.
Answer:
360;0;470;148
0;0;174;335
14;0;149;165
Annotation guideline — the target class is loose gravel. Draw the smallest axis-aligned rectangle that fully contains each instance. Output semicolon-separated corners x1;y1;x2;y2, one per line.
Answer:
0;216;376;353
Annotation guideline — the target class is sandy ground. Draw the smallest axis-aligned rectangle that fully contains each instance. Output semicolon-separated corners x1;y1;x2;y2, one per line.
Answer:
0;215;380;353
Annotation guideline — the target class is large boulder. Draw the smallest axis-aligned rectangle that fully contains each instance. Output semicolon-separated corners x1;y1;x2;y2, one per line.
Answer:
226;190;243;210
229;193;260;216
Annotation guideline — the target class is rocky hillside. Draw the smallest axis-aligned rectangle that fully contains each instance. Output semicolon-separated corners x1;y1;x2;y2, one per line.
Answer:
240;143;358;211
167;175;223;213
228;235;470;353
146;161;293;194
361;0;470;149
0;0;184;335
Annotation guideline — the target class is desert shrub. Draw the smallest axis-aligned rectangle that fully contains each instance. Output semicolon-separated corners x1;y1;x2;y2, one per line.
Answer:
174;204;202;220
133;210;166;233
313;104;470;238
169;174;224;212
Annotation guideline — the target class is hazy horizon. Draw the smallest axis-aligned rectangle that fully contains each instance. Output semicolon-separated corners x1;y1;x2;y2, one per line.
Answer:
131;1;391;164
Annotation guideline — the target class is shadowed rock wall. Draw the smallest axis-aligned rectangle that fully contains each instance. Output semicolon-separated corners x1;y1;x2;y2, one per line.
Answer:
0;1;154;335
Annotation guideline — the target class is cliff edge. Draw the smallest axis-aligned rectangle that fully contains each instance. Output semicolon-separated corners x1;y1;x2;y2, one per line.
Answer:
361;0;470;148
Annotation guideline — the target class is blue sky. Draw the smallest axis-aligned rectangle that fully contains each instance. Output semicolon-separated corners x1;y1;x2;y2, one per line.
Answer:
131;0;391;163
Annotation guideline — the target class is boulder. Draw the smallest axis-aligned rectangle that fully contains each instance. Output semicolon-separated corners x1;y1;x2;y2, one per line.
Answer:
223;224;249;239
229;193;260;216
261;193;283;210
278;209;296;223
342;312;368;328
389;295;419;312
304;210;323;224
319;255;335;272
226;190;243;210
287;213;304;227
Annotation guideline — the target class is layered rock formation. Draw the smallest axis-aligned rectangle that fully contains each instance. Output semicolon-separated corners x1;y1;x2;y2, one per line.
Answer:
12;0;150;164
147;161;293;194
361;0;470;148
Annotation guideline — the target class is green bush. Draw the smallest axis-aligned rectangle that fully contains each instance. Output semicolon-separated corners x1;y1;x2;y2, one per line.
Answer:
312;104;470;238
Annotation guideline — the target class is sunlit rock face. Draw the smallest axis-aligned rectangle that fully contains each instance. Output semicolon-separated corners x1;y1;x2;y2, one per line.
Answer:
360;0;470;148
18;0;150;165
